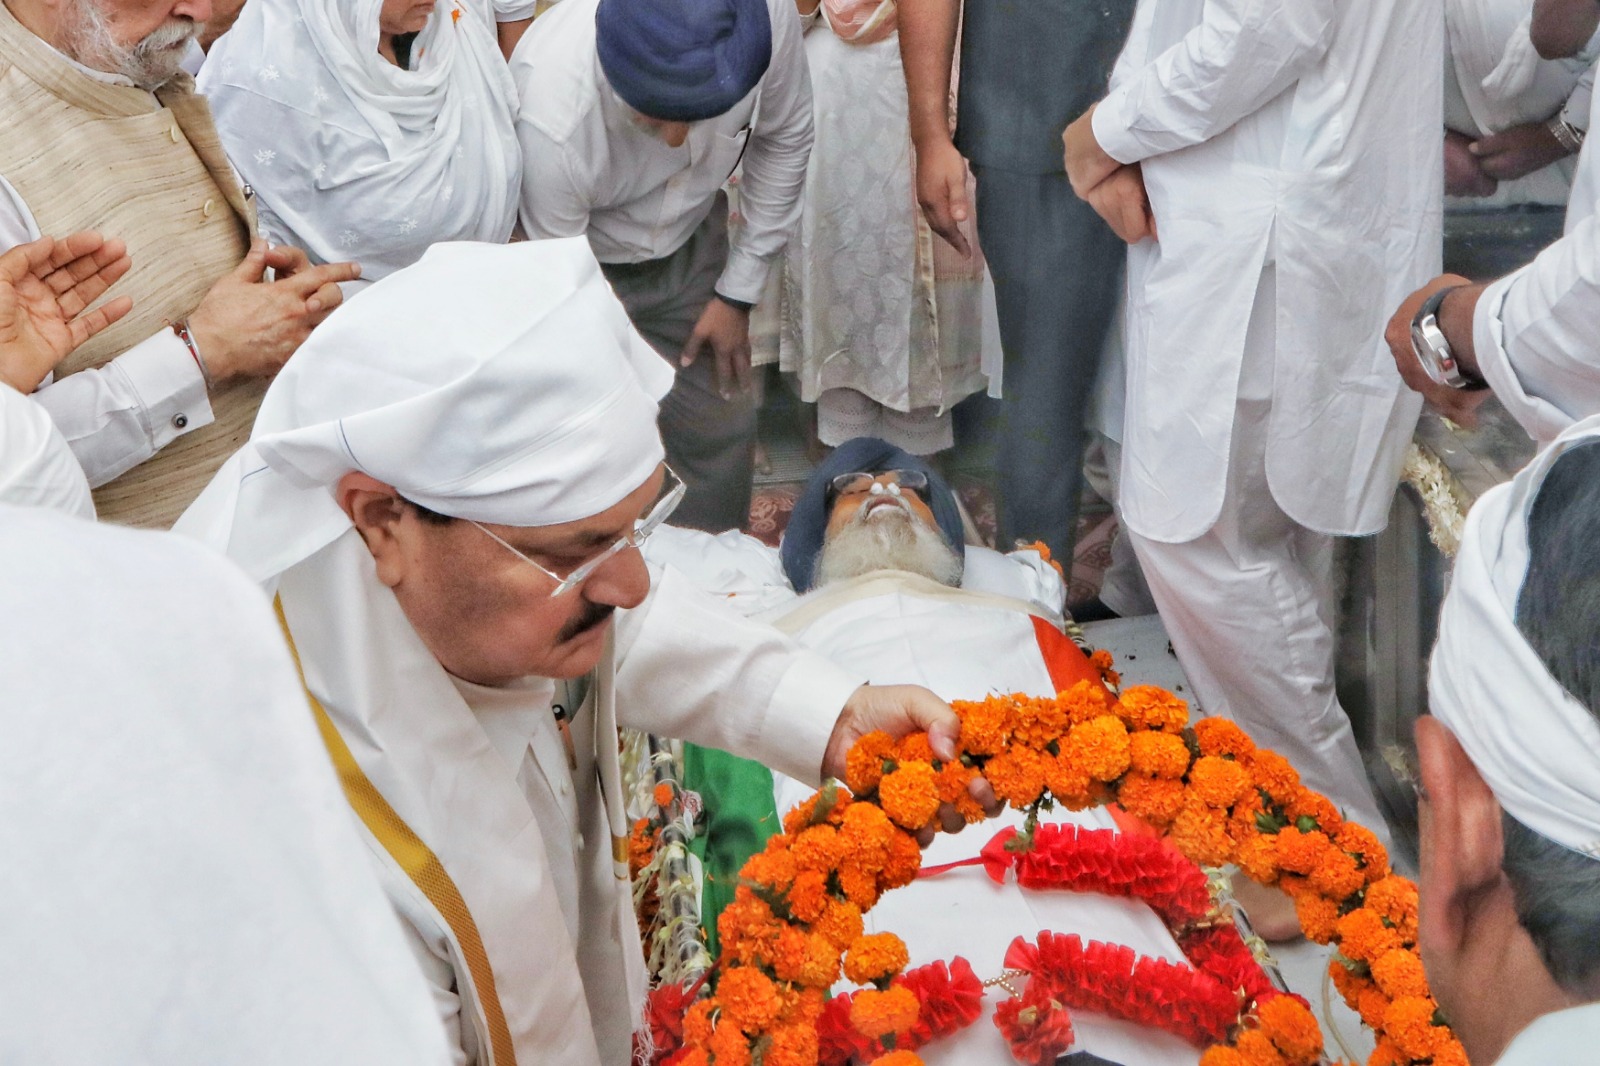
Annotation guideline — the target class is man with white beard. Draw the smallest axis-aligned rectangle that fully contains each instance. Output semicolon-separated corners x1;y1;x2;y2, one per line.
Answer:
0;0;359;527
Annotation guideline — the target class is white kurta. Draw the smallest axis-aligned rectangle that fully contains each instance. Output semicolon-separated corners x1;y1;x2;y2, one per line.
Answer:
1495;1003;1600;1064
277;531;863;1066
0;381;93;517
0;507;452;1065
1092;0;1441;542
1474;74;1600;443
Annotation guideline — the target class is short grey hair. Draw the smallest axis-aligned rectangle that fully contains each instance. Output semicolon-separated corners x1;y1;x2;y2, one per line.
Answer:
1509;439;1600;994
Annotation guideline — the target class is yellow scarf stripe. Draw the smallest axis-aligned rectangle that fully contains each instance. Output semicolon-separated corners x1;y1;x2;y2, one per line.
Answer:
274;598;518;1066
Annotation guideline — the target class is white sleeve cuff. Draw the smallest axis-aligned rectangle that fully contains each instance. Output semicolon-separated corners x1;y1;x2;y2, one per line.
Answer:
118;330;215;448
1473;269;1573;445
760;655;864;787
716;246;774;306
1091;90;1152;167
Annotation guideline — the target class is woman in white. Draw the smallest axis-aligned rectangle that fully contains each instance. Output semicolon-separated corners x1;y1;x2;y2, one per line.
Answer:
768;0;999;456
200;0;530;287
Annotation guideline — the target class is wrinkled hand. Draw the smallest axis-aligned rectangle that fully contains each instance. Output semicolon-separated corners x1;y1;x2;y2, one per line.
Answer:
913;137;973;258
186;239;360;385
0;231;133;393
1063;104;1121;200
1085;164;1158;244
1384;273;1493;427
680;295;752;398
1470;121;1573;183
823;684;1002;844
1445;130;1498;198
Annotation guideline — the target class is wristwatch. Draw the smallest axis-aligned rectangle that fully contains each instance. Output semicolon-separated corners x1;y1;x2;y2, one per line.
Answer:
1410;286;1486;390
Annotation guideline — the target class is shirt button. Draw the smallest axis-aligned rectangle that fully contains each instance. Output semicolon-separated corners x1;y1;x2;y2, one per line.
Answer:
559;780;570;796
576;833;586;850
202;199;215;218
172;413;188;429
169;125;180;143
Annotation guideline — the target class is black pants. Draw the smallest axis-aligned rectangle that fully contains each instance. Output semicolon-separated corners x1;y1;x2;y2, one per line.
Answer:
972;166;1124;560
600;198;757;534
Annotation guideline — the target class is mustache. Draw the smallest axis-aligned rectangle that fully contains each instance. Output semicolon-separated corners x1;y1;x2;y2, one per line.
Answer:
556;600;616;642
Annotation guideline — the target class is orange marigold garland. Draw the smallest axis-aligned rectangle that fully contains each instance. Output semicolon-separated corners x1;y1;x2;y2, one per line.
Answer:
675;674;1461;1066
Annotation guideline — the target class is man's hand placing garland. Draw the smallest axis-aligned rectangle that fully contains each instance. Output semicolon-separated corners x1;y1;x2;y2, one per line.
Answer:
824;684;1002;844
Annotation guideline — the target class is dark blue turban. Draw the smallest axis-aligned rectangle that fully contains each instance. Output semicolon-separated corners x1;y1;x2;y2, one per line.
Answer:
595;0;772;123
779;437;966;594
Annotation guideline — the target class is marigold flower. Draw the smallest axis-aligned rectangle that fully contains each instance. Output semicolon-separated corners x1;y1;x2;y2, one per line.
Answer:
1233;833;1282;886
954;697;1012;755
879;761;942;830
849;985;921;1039
786;869;831;923
1273;826;1332;876
718;966;785;1033
768;924;813;983
896;732;937;765
653;781;675;808
1011;694;1071;750
1062;715;1132;783
1062;679;1115;725
838;863;882;910
790;825;845;875
1382;995;1444;1060
628;818;658;878
1189;755;1253;809
1199;1049;1249;1066
985;747;1049;808
1427;1037;1470;1066
936;760;986;822
815;898;865;949
1090;648;1121;687
1333;822;1391;884
797;931;843;988
782;787;852;835
707;1019;754;1065
1362;876;1420;940
1169;799;1234;867
840;802;895;874
1335;907;1403;964
683;999;716;1045
1356;986;1392;1031
1193;717;1256;759
1291;889;1340;944
1248;750;1302;804
1257;995;1322;1062
877;827;923;890
1232;1028;1288;1066
1370;949;1429;1001
741;846;799;894
1367;1036;1406;1066
1044;750;1097;809
764;1021;821;1066
1308;849;1365;902
672;1048;712;1066
1129;731;1193;779
1283;788;1342;835
1115;685;1189;732
718;892;781;951
843;932;911;984
1116;774;1188;828
846;732;899;796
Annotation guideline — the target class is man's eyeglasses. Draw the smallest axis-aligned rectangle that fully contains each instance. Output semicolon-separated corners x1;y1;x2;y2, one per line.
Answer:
466;465;686;597
829;469;930;500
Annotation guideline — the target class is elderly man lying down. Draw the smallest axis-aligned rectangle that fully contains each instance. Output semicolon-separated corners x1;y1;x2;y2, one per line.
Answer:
644;438;1229;1065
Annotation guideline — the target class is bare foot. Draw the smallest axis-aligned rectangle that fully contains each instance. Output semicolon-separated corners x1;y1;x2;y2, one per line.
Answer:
1232;874;1304;943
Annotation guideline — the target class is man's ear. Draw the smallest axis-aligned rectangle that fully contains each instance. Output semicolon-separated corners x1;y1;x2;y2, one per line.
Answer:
1416;716;1507;954
335;471;410;588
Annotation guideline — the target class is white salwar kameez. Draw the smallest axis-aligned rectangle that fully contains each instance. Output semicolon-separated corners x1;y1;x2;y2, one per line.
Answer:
770;11;999;455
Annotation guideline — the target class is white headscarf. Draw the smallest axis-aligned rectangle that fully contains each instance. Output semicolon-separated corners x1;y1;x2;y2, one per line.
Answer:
1430;414;1600;859
200;0;522;280
176;237;674;582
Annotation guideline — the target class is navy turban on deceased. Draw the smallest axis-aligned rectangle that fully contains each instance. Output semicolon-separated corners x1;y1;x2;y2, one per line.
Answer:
596;0;772;122
780;437;966;594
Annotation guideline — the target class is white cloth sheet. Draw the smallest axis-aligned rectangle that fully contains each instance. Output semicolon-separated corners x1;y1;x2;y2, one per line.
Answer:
512;0;814;303
1093;0;1439;542
200;0;523;285
0;507;452;1066
0;381;94;516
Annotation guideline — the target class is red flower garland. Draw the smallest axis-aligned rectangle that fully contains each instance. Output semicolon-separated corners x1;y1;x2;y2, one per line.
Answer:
817;958;986;1066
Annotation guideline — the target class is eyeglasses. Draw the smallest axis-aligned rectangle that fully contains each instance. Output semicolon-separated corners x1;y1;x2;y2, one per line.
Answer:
829;469;930;500
467;465;686;597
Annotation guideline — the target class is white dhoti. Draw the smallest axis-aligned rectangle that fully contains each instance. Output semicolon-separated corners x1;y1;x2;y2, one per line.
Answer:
1128;268;1389;843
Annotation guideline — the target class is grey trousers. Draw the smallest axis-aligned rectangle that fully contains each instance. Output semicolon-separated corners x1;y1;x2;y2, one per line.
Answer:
601;200;757;533
972;166;1124;560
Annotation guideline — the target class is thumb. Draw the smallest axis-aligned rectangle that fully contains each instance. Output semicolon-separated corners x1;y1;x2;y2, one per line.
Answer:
232;238;269;281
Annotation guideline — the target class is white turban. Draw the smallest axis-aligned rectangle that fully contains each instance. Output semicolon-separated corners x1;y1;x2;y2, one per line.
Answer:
176;238;675;583
1430;413;1600;859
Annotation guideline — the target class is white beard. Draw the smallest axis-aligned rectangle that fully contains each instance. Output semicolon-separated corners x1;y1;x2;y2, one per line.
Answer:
63;2;197;91
815;497;965;589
